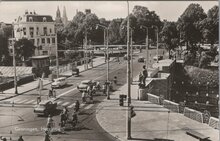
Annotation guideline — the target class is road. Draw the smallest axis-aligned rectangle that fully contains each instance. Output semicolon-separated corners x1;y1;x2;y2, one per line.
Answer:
0;52;145;141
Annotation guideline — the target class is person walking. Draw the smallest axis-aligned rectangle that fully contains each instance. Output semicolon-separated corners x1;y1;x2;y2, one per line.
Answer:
74;100;80;113
142;65;148;87
18;136;24;141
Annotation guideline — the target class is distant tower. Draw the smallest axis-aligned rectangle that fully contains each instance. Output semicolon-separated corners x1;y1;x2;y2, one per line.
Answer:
55;6;62;23
62;6;68;26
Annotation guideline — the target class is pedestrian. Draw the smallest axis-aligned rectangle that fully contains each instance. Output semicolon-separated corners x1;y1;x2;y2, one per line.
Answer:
82;92;86;103
37;96;41;104
74;100;80;113
113;76;117;85
18;136;24;141
53;89;56;98
142;65;148;86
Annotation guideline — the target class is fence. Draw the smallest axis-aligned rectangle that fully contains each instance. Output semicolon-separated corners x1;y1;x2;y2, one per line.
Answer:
208;117;219;129
163;100;179;113
183;107;203;123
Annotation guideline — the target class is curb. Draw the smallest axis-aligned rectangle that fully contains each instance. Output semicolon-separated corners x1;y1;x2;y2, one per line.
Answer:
0;59;111;101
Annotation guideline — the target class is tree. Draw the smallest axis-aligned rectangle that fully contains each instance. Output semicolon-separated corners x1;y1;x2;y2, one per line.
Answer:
0;34;11;66
108;19;123;44
177;3;207;50
119;14;138;44
160;21;179;58
199;5;219;45
14;38;35;65
132;5;162;44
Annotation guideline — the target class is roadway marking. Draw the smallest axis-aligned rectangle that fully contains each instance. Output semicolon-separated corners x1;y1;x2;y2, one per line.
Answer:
57;101;62;105
68;103;75;108
84;104;94;110
16;99;28;104
61;102;69;106
11;98;22;103
24;99;35;104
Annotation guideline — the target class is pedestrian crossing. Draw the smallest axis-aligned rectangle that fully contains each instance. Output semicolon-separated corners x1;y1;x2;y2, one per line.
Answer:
1;98;93;109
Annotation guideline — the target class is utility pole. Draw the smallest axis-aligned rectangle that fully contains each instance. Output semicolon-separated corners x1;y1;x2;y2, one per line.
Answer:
146;28;149;68
12;24;18;94
55;33;59;78
106;28;110;100
96;24;110;100
130;29;133;82
126;0;131;139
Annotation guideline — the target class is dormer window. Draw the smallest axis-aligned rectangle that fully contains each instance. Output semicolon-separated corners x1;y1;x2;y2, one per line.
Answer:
43;17;46;22
29;17;33;22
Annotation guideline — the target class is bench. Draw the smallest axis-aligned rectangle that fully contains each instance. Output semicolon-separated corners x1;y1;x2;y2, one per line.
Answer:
184;128;210;141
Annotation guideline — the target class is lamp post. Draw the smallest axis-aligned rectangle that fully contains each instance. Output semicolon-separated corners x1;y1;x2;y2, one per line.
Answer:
12;23;18;94
152;25;159;63
55;33;59;78
96;24;110;100
126;1;131;139
140;25;149;68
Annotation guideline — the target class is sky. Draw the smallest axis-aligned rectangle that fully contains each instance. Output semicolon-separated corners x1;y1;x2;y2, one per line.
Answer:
0;1;218;23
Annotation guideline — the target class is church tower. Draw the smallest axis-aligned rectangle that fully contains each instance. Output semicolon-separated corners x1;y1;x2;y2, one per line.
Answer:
55;6;62;23
62;6;68;26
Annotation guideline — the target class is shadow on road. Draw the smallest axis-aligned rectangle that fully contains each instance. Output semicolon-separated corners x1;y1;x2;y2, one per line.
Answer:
131;138;174;141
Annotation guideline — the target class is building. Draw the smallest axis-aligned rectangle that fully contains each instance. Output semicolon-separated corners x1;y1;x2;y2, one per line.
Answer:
55;6;68;27
8;10;57;56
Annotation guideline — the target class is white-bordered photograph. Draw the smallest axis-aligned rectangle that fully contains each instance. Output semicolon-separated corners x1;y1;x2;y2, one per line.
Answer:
0;1;219;141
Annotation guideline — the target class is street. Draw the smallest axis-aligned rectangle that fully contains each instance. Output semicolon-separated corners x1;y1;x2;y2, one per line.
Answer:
0;53;144;141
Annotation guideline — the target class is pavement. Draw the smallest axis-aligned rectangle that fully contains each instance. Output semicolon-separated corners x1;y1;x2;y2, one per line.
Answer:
96;76;219;141
0;57;110;101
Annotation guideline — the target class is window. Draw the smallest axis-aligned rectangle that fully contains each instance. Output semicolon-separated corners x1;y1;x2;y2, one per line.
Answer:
37;38;40;45
36;27;39;35
23;27;26;35
29;27;34;37
42;38;45;44
42;51;48;55
47;38;50;44
43;17;47;22
29;17;33;22
50;28;52;33
52;38;55;44
43;27;47;35
30;39;34;45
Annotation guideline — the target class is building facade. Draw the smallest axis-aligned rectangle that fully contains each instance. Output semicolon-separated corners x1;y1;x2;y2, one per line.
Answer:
8;10;57;56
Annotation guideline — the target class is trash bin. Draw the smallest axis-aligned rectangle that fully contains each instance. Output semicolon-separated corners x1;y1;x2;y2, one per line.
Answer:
119;95;127;106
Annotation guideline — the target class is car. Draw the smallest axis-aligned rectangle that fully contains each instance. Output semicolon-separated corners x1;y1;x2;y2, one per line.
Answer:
123;54;131;60
138;56;145;62
51;77;67;88
77;80;95;92
34;100;57;116
153;55;163;61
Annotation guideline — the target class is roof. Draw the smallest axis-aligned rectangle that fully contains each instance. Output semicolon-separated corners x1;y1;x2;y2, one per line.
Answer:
26;15;54;22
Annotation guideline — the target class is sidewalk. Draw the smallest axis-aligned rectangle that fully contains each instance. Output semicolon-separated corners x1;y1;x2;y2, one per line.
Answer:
96;76;218;141
0;57;108;101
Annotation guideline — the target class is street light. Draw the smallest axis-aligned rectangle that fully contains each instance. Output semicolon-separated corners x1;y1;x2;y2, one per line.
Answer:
122;26;134;82
152;25;159;63
140;25;149;68
12;23;18;94
126;1;131;139
96;24;110;100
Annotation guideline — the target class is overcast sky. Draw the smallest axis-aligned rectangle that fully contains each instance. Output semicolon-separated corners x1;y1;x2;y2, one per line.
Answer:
0;1;218;23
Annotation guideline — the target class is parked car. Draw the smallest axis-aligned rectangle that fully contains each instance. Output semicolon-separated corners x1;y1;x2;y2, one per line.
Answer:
51;77;67;88
34;100;57;116
138;56;145;62
153;55;163;61
77;80;95;92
